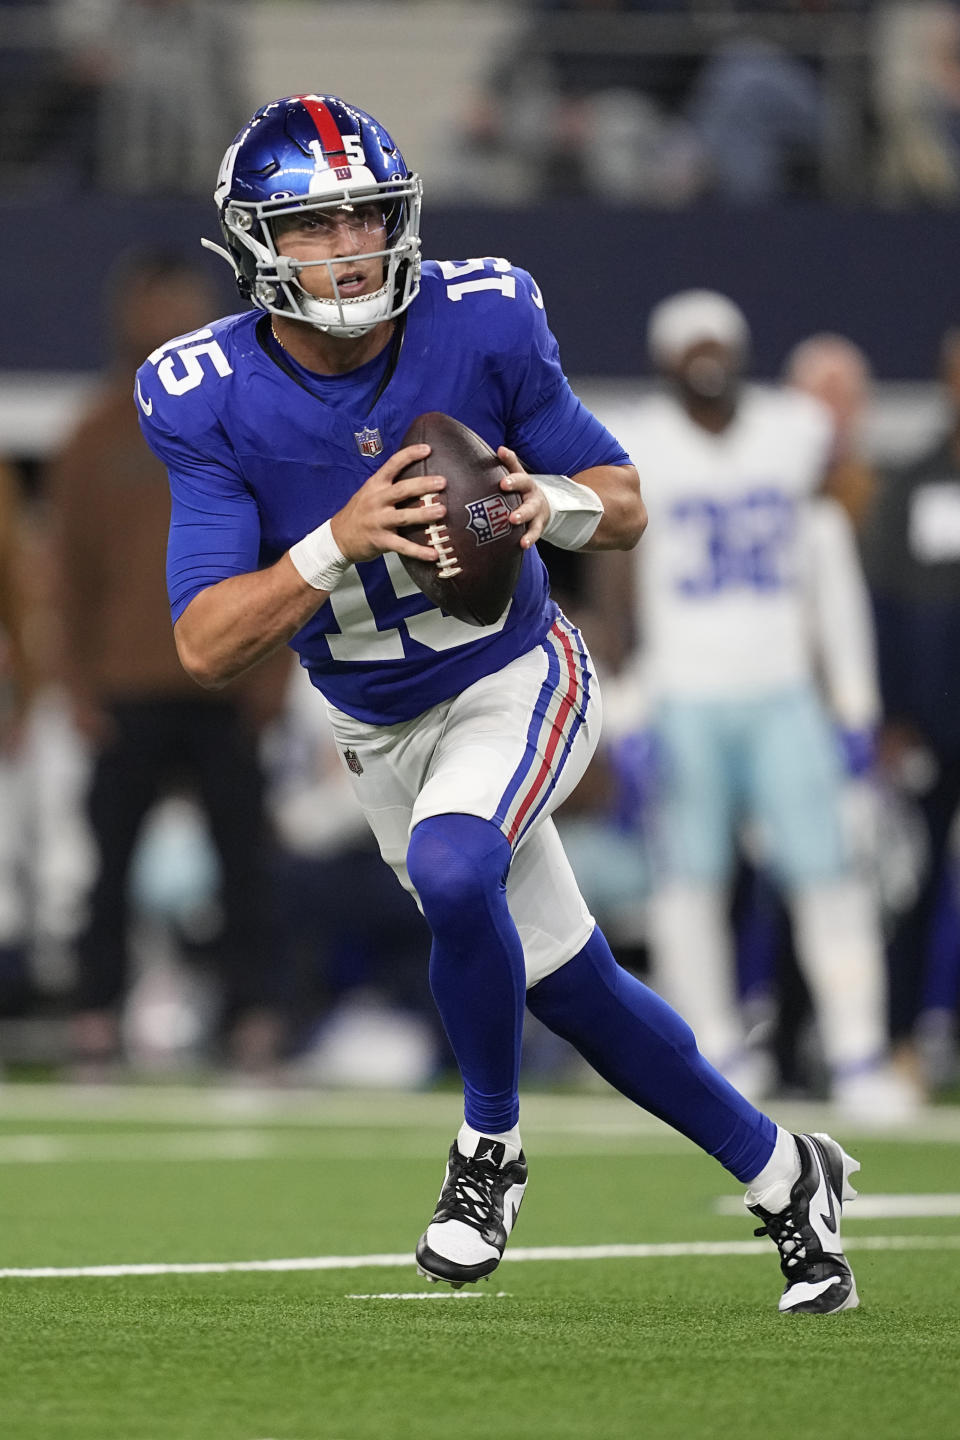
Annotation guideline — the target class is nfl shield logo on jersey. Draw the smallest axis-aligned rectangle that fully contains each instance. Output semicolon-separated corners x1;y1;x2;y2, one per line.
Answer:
354;426;383;458
465;493;513;546
343;748;364;776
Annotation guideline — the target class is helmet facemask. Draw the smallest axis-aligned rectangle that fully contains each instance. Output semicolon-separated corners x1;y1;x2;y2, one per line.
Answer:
216;175;422;338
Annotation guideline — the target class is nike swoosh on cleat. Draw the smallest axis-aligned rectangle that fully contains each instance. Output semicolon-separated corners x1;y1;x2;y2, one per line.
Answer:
136;378;153;416
819;1176;838;1235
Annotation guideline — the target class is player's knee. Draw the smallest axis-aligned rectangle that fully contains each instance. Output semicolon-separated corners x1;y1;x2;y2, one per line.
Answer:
407;813;510;930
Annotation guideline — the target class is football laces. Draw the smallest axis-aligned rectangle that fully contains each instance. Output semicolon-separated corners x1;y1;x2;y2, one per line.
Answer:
420;494;462;579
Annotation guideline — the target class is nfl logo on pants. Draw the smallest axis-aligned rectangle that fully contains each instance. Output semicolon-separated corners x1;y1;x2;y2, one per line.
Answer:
343;748;364;775
355;427;383;458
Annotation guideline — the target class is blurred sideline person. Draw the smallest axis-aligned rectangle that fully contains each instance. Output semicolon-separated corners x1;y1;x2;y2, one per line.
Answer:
861;327;960;1088
784;332;877;531
602;290;916;1118
135;91;863;1315
45;250;291;1077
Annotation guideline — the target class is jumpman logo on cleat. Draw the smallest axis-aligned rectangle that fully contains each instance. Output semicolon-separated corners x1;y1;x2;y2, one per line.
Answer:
475;1142;506;1166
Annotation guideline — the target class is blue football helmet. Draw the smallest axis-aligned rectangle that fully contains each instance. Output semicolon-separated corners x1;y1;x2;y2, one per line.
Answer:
205;94;422;337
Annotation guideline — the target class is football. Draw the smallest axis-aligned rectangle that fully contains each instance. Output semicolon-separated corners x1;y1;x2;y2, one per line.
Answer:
395;412;526;626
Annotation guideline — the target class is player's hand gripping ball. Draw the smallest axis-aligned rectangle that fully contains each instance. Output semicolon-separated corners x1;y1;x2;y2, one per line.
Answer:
396;413;526;626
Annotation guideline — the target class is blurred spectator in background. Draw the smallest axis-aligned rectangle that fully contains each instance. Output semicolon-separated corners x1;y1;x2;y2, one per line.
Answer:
461;0;699;204
460;0;871;204
686;3;829;203
784;332;877;529
44;250;290;1078
45;0;246;192
874;1;960;205
0;1;57;185
462;0;734;205
0;0;247;193
0;460;34;1015
861;325;960;1090
598;289;916;1116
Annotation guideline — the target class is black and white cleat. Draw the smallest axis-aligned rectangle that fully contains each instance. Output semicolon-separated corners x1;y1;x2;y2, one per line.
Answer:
749;1132;860;1315
415;1137;527;1289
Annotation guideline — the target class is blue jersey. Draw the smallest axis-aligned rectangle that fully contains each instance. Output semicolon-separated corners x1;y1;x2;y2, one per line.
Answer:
137;259;630;724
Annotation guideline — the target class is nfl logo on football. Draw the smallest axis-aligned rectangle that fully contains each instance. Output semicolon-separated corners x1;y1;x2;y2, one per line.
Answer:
354;426;383;458
465;494;512;546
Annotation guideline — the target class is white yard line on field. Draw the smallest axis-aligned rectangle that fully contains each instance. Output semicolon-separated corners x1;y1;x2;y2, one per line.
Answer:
0;1131;688;1164
0;1085;693;1133
0;1234;957;1281
716;1193;960;1219
2;1083;960;1142
0;1132;278;1163
345;1291;512;1300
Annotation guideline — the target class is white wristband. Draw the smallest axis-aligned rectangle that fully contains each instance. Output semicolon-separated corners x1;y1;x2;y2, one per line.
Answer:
288;520;350;593
533;474;604;551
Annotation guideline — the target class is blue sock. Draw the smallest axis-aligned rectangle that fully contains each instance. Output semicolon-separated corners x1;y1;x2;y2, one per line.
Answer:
406;814;524;1134
526;927;776;1181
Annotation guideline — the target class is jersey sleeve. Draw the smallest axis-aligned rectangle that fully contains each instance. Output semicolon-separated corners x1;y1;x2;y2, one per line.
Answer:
498;267;632;476
135;365;262;623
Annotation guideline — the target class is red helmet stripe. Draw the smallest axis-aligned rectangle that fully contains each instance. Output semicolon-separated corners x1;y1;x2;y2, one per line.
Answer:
298;95;349;164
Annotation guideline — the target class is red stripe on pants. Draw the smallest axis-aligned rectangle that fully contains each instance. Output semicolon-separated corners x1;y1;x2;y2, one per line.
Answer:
506;623;580;845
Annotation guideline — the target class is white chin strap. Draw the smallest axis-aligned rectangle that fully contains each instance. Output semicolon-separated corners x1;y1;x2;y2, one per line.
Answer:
299;282;391;338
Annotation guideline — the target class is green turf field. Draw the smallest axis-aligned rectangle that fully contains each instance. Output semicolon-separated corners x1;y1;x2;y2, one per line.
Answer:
0;1085;958;1440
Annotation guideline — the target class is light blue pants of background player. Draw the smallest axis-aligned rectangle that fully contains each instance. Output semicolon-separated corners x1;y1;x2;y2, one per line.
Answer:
644;683;899;1098
653;684;847;888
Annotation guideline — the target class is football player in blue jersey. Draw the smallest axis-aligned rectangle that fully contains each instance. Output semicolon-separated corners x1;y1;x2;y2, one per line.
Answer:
137;93;860;1312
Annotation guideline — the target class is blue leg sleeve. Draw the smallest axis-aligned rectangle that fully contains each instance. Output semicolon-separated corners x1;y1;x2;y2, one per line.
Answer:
406;813;525;1134
527;927;777;1181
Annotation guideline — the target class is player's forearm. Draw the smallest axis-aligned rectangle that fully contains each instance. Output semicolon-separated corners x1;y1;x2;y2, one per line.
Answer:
174;557;328;689
574;465;647;551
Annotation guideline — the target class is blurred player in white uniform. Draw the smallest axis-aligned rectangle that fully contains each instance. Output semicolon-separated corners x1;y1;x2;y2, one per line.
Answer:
608;290;914;1115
